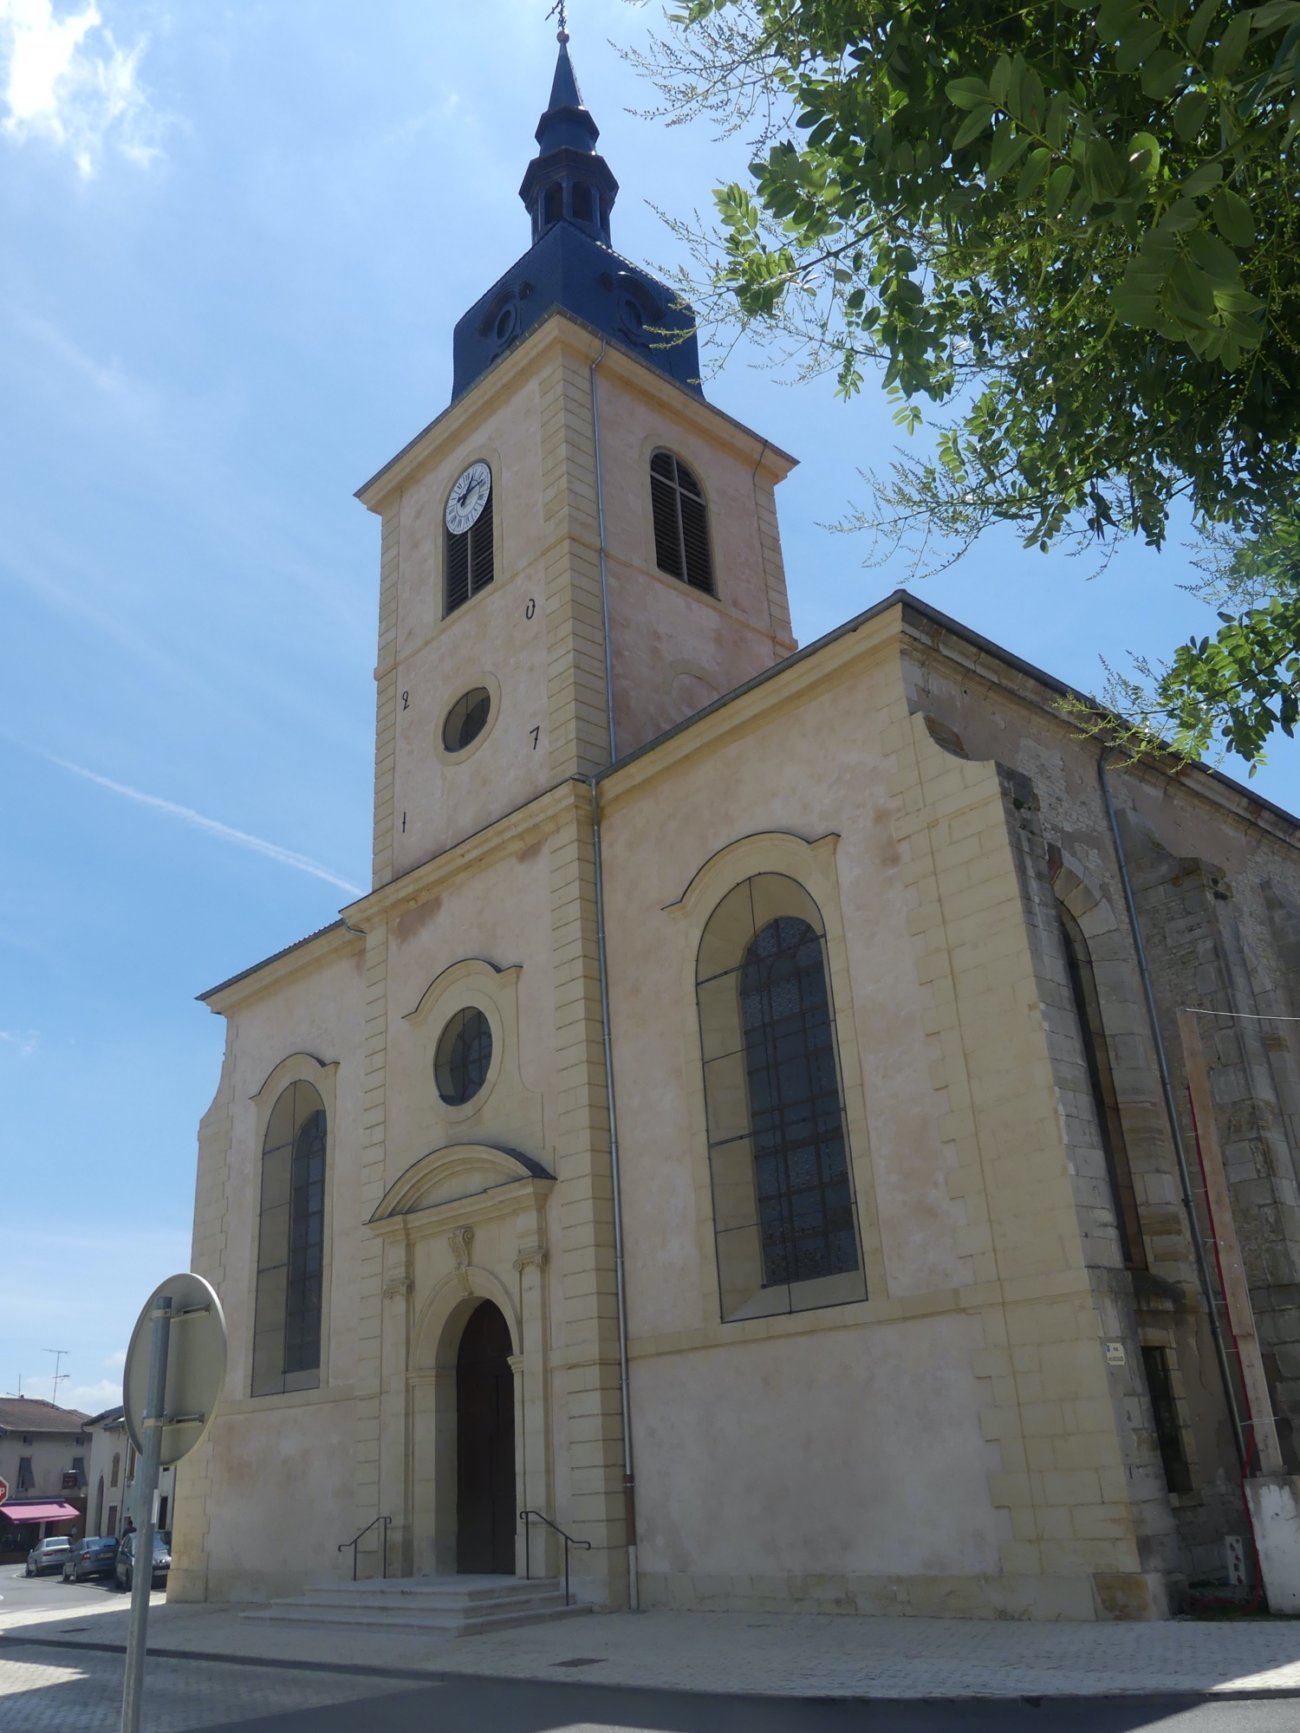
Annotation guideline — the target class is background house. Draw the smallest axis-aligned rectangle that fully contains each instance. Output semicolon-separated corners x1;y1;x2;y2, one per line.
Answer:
84;1406;176;1541
0;1397;90;1562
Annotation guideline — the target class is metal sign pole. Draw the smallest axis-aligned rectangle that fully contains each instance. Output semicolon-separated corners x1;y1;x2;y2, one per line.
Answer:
120;1295;171;1733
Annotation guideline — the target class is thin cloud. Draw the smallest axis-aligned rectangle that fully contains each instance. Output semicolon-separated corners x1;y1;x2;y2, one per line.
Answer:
20;312;150;407
52;756;364;895
0;0;162;177
0;1028;39;1057
63;1376;121;1411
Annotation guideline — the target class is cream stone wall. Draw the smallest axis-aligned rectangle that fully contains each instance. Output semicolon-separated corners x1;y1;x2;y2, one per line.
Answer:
592;360;795;752
631;1315;1000;1590
374;374;554;882
898;617;1300;1581
171;933;366;1602
598;610;1176;1618
381;851;554;1188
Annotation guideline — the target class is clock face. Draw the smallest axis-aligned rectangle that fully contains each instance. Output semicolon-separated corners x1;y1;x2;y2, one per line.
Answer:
445;462;492;536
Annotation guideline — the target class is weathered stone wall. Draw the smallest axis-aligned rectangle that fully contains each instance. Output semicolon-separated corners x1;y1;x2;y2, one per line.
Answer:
900;612;1300;1590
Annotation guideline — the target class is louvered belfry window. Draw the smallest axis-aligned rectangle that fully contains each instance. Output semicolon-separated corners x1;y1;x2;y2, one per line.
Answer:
444;477;495;617
650;450;714;594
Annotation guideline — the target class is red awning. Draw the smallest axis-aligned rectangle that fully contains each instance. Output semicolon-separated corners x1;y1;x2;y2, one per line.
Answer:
0;1501;80;1523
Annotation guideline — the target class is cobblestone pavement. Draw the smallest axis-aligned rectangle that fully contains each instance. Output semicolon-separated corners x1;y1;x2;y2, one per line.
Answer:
3;1595;1300;1703
0;1641;418;1732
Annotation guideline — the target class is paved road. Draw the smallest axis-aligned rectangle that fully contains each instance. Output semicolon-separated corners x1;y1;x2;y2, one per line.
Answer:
0;1560;161;1615
2;1642;1298;1733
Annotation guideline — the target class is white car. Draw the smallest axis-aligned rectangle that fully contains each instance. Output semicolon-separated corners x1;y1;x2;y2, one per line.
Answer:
25;1536;73;1576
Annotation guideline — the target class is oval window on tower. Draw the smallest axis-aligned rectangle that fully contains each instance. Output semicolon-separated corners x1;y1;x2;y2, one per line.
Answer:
435;1007;493;1107
443;687;492;753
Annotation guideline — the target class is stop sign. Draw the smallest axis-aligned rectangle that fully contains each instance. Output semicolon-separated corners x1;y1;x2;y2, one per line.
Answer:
0;1474;8;1503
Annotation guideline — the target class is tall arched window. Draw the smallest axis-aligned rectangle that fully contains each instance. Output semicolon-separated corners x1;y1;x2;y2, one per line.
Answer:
650;450;714;594
1058;906;1145;1267
696;874;865;1320
444;463;495;616
253;1080;327;1396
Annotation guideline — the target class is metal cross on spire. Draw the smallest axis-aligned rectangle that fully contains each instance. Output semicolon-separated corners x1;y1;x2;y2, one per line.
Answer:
546;1;569;44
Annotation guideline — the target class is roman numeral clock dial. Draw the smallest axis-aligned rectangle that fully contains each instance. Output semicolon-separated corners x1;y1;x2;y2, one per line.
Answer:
445;461;491;535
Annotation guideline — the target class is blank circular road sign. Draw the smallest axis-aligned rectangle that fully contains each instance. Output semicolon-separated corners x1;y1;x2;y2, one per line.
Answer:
123;1272;228;1467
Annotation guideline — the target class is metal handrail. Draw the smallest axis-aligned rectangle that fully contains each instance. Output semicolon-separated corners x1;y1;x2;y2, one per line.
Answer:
337;1514;390;1583
519;1509;591;1607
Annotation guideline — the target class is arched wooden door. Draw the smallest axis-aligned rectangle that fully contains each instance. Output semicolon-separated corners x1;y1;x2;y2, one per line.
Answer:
455;1301;516;1574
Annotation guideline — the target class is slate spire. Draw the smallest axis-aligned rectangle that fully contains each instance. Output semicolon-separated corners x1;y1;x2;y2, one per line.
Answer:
450;16;702;402
519;24;618;245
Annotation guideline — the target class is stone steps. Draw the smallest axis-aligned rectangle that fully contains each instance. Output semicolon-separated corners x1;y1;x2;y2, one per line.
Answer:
246;1574;592;1637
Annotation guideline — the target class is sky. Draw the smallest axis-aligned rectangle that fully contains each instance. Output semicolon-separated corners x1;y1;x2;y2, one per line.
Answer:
1;1;1296;1418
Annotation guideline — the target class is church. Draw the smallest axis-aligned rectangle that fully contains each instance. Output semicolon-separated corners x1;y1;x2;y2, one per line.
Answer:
170;31;1300;1621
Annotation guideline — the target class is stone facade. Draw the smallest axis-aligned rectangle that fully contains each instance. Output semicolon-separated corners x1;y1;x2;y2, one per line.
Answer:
168;65;1300;1618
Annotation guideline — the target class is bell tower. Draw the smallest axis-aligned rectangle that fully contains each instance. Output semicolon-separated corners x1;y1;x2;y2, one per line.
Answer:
357;26;797;889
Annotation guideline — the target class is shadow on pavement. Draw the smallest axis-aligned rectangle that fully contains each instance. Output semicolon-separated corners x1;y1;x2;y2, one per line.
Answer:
187;1674;1294;1733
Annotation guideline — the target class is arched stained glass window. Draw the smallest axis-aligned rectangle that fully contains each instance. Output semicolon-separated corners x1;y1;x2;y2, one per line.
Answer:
1058;906;1145;1268
253;1079;327;1396
741;916;859;1287
696;874;865;1321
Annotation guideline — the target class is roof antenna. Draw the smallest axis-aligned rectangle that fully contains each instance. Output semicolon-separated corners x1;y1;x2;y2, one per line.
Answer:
547;1;568;44
45;1348;69;1406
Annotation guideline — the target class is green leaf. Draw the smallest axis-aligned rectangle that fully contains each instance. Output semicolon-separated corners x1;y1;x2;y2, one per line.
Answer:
953;103;995;148
1214;12;1253;76
1212;284;1264;311
1128;131;1161;177
1186;225;1244;280
1212;186;1256;244
1016;146;1053;198
1116;18;1166;71
947;76;991;111
1046;162;1076;216
1187;0;1226;55
1172;90;1211;139
1181;159;1224;196
1142;49;1189;97
1254;0;1300;31
988;121;1031;179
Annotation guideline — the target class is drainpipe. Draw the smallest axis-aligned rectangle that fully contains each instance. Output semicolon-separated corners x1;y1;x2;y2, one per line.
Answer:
588;341;639;1610
1096;752;1248;1467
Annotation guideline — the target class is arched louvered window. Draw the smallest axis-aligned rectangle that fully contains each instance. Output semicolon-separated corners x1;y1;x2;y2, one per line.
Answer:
253;1080;327;1395
650;450;714;595
444;468;495;616
696;874;865;1320
1058;906;1146;1268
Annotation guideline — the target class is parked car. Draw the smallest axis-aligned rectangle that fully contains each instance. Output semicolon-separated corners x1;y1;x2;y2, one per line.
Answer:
114;1531;170;1592
24;1536;73;1577
61;1536;119;1583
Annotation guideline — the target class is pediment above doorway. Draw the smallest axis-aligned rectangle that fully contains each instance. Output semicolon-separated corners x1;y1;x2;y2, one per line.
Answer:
368;1142;555;1236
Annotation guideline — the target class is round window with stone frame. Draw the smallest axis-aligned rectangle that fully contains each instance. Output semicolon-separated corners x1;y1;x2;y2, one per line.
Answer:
434;1006;493;1107
443;687;492;754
